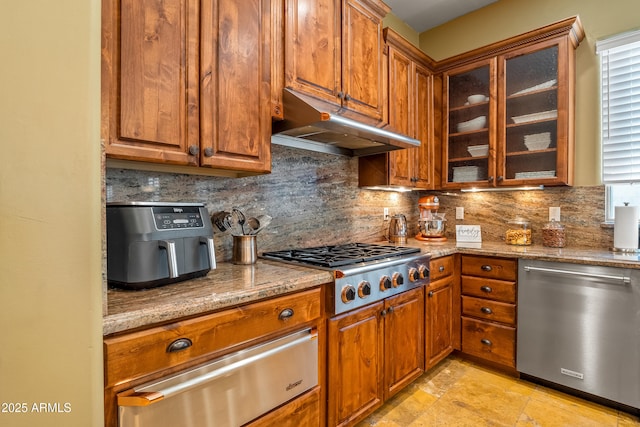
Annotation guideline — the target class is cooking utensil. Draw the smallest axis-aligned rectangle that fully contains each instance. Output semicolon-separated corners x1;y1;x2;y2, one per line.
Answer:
211;211;233;232
250;214;272;235
231;207;247;235
246;217;260;234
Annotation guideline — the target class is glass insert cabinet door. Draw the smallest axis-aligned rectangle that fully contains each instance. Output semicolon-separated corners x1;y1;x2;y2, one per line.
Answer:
498;39;570;185
443;59;496;188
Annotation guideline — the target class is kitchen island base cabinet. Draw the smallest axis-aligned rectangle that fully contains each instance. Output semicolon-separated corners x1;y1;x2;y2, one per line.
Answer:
327;287;424;427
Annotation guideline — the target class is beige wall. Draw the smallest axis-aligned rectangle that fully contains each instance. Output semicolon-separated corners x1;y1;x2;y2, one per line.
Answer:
0;1;103;426
383;12;420;47
418;0;639;186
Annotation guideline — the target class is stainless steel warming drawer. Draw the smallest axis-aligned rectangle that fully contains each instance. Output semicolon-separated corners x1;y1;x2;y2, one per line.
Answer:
117;328;318;427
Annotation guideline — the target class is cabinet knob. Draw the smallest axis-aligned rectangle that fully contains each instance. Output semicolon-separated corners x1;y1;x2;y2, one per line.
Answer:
204;147;214;157
488;176;494;183
498;176;504;182
428;291;434;298
387;306;394;314
344;93;351;101
188;145;199;156
481;307;493;314
439;265;445;272
480;338;492;346
480;285;493;293
337;91;345;100
481;265;492;272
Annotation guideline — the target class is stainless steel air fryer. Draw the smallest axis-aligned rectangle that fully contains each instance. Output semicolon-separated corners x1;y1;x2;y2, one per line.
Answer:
107;202;216;289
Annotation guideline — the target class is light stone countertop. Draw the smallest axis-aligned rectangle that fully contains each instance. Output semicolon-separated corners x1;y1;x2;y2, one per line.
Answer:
104;241;640;336
104;260;333;336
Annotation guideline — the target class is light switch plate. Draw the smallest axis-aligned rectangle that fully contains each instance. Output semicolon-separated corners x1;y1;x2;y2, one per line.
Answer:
456;207;464;220
549;207;561;221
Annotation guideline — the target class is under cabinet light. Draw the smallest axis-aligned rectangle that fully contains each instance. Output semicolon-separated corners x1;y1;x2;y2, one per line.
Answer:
460;185;545;193
360;186;414;193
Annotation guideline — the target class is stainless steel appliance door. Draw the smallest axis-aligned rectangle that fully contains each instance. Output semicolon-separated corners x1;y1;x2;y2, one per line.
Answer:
118;328;318;427
517;260;640;409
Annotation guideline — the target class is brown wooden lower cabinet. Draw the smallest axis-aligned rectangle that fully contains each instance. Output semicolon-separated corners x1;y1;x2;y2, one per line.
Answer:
460;255;517;370
103;287;326;427
327;287;425;427
425;255;459;369
245;386;321;427
461;317;516;367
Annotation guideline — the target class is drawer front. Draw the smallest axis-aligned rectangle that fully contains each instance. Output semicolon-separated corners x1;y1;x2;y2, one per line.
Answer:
461;317;515;368
461;255;516;281
245;386;320;427
461;276;516;303
461;296;516;325
430;256;454;282
104;287;322;387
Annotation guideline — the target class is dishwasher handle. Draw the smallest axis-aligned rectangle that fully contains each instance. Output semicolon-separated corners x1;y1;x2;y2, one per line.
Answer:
523;265;631;285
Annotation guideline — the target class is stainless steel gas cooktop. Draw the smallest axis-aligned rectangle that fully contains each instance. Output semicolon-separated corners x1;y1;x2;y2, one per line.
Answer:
262;243;430;315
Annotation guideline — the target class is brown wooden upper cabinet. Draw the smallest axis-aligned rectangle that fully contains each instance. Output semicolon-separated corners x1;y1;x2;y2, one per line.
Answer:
438;16;584;189
279;0;389;122
102;0;271;175
359;28;436;190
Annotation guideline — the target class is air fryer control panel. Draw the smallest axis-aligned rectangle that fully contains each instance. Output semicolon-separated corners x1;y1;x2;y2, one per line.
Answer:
152;206;205;230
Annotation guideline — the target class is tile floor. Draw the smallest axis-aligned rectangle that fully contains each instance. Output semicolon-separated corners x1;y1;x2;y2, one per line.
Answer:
356;356;640;427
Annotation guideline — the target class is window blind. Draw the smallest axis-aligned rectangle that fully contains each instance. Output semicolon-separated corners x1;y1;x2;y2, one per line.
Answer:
597;30;640;184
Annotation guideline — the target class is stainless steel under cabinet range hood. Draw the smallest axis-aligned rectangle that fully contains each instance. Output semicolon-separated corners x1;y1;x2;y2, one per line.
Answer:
271;89;420;156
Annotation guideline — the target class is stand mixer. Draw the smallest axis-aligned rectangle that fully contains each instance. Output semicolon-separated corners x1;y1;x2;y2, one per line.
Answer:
416;196;447;243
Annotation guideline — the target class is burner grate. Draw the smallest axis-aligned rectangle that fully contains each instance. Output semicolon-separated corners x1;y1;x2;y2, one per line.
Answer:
262;243;420;268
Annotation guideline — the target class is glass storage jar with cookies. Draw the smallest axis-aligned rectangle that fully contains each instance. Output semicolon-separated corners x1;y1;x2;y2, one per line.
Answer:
505;218;532;246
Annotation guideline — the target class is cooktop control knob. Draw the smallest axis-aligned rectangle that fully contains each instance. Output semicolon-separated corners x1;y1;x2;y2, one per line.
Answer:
408;268;420;282
358;280;371;298
419;265;430;280
392;272;404;288
341;285;356;303
380;276;392;291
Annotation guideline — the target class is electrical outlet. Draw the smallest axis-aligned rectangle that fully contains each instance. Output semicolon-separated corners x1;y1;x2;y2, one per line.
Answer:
384;207;389;220
549;207;561;221
456;207;464;220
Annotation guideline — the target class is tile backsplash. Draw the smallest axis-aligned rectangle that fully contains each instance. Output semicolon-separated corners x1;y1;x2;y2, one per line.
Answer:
106;145;612;262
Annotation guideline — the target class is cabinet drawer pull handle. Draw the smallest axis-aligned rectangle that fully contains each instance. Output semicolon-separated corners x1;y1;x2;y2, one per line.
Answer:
480;307;493;314
480;286;492;293
439;265;445;272
278;308;294;320
480;338;492;346
481;265;492;272
166;338;192;353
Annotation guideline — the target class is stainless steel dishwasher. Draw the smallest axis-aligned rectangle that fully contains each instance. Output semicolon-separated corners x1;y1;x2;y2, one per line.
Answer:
117;328;318;427
517;259;640;410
